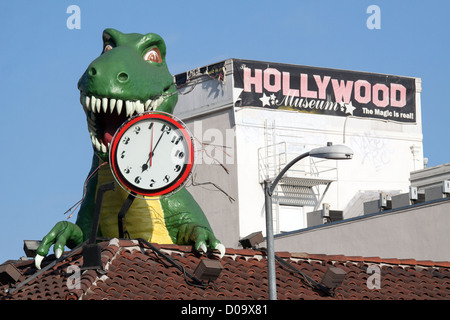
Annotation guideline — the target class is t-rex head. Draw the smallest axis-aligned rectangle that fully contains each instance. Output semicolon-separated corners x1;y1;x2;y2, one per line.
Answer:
78;28;178;160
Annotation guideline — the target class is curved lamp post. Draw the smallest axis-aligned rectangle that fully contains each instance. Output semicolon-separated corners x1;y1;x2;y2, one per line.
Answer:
264;143;353;300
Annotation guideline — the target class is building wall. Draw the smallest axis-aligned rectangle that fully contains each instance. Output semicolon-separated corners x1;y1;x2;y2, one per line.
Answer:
271;198;450;261
174;60;241;248
234;105;424;238
174;59;424;248
177;109;241;248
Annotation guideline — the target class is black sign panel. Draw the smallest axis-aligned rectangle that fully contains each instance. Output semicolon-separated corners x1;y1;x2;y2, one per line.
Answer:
233;59;416;122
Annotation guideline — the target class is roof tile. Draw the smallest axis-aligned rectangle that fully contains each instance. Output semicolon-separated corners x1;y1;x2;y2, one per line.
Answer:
435;261;450;268
345;256;365;262
399;258;417;265
363;257;382;263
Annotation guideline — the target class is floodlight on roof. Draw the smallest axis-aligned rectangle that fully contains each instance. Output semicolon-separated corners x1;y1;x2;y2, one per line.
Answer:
23;240;41;258
239;231;264;249
320;266;347;289
194;259;223;282
0;263;22;286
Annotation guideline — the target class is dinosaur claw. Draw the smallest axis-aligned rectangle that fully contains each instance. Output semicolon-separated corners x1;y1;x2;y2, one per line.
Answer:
198;242;207;254
215;243;225;258
55;248;62;259
35;254;44;270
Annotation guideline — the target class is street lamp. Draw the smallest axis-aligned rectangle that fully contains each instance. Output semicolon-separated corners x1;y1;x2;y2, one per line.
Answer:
264;143;353;300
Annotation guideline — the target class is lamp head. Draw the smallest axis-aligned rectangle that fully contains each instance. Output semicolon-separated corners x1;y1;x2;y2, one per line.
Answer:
309;143;353;160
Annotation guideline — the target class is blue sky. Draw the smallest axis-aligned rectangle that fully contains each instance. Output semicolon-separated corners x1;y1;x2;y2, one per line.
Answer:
0;0;449;263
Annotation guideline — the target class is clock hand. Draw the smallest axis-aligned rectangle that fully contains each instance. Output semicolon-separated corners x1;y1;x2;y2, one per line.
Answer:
152;131;165;153
141;122;154;172
149;122;154;167
142;126;166;172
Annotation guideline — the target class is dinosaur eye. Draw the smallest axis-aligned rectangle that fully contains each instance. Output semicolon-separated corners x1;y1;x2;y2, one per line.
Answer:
143;48;162;63
104;44;113;53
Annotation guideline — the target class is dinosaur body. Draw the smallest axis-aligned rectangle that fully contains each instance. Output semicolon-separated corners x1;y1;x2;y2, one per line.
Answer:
77;155;214;245
36;29;223;268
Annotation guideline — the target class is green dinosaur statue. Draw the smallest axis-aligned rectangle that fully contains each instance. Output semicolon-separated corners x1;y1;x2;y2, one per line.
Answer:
35;29;224;269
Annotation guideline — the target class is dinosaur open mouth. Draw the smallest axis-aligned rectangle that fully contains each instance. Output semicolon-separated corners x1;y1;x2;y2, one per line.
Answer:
79;92;167;154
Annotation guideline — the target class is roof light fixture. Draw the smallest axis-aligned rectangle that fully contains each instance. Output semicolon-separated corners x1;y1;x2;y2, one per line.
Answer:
0;263;22;286
239;231;264;249
320;266;347;289
194;259;223;282
23;240;42;258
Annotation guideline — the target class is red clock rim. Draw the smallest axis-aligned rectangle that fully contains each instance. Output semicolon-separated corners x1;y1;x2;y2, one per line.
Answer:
109;112;194;197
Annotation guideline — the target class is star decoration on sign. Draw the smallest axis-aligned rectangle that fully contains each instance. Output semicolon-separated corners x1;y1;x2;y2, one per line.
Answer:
260;93;271;107
345;101;356;115
338;100;356;115
269;94;278;105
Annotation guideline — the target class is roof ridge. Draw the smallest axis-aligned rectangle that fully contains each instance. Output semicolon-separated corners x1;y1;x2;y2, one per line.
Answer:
79;239;127;300
107;239;450;268
289;252;450;268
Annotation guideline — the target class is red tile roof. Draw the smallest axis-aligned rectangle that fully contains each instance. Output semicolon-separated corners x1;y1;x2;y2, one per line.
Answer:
1;238;450;300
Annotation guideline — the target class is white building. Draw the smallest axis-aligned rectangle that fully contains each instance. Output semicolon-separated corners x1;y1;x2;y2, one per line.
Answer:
173;59;424;250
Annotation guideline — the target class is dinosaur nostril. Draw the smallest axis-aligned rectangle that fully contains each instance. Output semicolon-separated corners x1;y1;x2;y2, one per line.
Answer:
89;67;97;76
117;72;129;82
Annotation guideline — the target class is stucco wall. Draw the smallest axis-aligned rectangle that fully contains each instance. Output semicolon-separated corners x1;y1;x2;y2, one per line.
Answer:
271;198;450;261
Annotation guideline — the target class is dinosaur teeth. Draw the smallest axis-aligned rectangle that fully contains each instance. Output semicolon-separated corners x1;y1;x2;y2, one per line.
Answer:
96;98;102;113
81;94;158;116
102;98;108;113
150;96;165;110
135;100;145;114
109;99;116;114
90;132;107;154
116;99;123;115
125;100;134;117
90;96;97;111
80;93;90;112
80;92;167;154
85;96;91;112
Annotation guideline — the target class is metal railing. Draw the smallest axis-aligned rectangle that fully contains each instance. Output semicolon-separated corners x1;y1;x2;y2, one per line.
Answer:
258;142;338;183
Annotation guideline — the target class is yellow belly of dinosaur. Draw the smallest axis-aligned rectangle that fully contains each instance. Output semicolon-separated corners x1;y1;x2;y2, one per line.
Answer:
95;163;173;244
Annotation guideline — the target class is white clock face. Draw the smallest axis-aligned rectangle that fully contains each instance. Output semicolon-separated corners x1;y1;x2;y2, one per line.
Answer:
110;113;194;197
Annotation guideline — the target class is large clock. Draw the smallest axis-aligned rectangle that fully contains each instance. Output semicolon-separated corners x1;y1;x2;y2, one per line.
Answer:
109;111;194;198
